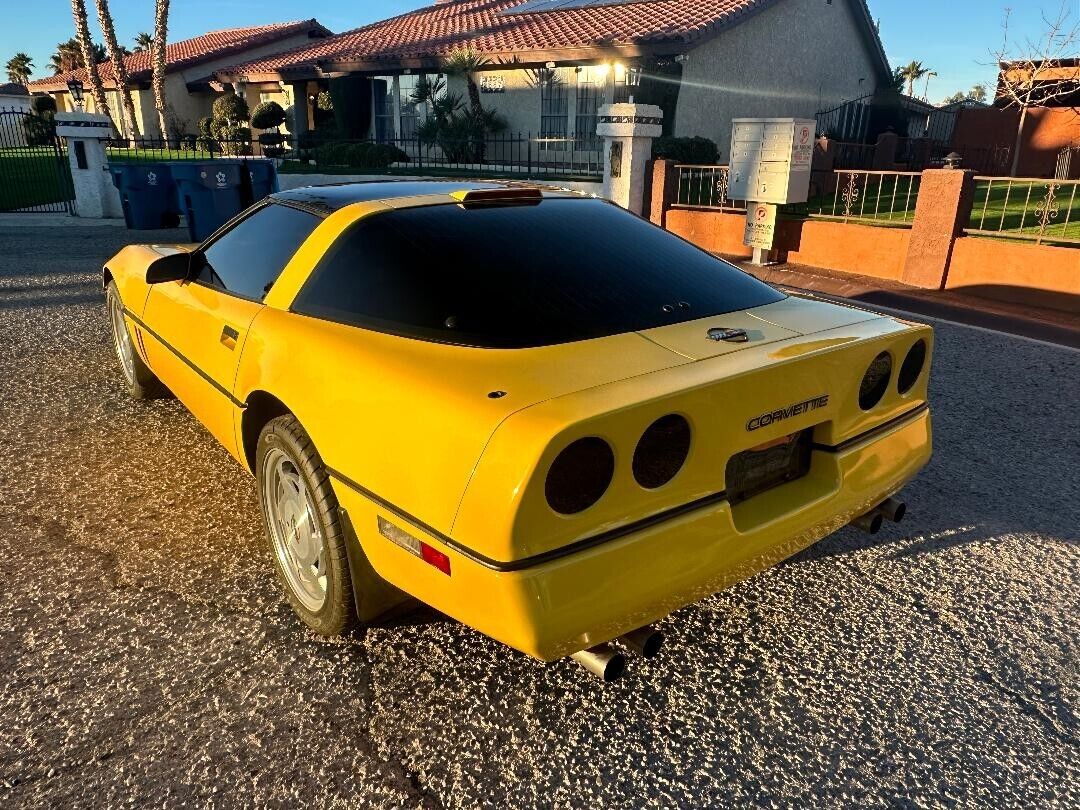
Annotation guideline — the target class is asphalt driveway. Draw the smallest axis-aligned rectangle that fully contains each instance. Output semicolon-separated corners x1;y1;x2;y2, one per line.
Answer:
0;221;1077;808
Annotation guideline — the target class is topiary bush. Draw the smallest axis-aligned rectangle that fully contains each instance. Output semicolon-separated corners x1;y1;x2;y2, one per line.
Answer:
651;135;719;165
212;93;249;125
250;100;286;130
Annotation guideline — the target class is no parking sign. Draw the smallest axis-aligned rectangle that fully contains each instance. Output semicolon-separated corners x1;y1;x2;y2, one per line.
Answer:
744;202;777;249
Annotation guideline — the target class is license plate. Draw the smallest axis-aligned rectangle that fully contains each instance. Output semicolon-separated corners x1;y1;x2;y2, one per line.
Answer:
725;429;812;505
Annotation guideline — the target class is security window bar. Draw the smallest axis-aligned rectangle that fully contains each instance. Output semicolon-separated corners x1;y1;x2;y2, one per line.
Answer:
539;67;569;152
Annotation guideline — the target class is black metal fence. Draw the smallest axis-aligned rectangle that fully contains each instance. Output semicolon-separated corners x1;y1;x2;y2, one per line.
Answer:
0;108;75;214
104;131;606;180
303;132;604;179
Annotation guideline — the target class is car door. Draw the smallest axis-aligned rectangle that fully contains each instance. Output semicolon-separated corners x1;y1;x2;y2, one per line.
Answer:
141;201;321;453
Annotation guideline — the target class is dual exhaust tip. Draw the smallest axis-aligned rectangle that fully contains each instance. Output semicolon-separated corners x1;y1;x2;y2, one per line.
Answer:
573;496;908;679
851;496;907;534
570;625;663;681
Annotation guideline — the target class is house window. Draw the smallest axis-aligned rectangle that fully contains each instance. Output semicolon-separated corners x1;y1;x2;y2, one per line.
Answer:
373;77;396;142
575;66;603;150
539;67;570;151
398;74;439;140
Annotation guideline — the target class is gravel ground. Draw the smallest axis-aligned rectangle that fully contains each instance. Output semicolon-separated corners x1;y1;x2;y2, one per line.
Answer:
0;223;1077;809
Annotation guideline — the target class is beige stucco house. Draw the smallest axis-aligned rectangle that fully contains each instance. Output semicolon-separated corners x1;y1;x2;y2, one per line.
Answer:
216;0;890;160
26;20;332;139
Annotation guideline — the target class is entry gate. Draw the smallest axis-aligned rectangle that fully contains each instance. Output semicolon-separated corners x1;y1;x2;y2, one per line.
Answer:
0;108;76;214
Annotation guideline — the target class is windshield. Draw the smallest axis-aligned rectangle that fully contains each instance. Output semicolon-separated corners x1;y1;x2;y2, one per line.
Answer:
291;197;785;348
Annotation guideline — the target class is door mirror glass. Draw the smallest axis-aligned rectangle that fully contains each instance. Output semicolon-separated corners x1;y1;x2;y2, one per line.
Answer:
145;251;191;284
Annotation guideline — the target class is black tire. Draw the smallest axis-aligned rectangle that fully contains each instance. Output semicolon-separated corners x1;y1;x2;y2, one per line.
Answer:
106;280;166;400
255;414;357;636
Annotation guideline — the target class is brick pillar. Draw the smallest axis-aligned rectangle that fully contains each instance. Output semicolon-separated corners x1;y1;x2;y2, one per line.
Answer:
647;158;677;226
872;132;898;170
901;169;976;289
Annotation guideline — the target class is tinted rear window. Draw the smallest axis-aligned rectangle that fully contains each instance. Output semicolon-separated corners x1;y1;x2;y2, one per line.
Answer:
292;198;784;348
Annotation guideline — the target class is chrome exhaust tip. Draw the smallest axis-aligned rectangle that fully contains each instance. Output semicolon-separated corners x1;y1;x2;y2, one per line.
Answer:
877;496;907;523
571;644;626;681
619;626;664;659
852;510;884;534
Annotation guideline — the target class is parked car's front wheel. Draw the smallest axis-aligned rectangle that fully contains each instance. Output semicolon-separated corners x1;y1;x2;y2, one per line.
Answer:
256;415;358;635
106;281;165;399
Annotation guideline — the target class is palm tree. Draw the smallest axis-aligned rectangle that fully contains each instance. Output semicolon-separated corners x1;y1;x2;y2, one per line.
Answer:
95;0;139;136
443;47;487;119
922;70;937;100
5;52;34;85
133;32;153;53
898;60;929;97
71;0;110;116
152;0;170;139
49;39;82;74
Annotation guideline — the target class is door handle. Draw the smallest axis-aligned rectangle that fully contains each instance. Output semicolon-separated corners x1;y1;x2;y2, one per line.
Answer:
220;325;239;350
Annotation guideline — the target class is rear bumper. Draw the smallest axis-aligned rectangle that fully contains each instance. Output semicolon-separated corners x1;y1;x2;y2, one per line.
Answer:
333;406;932;661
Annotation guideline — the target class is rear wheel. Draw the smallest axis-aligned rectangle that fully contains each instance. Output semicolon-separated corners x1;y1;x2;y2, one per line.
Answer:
256;415;357;635
106;281;165;399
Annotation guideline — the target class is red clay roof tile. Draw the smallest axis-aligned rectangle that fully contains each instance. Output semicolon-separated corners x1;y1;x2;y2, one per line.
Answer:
28;20;330;92
220;0;774;76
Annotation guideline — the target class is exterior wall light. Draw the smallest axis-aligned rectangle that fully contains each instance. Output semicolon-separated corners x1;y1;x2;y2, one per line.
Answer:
66;79;85;111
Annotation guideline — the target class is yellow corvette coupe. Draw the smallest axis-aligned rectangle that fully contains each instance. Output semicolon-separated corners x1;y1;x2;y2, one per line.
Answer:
104;180;932;680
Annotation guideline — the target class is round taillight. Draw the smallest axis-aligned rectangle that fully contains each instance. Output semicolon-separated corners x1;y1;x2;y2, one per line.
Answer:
545;437;615;515
859;351;892;410
633;414;691;489
897;339;926;395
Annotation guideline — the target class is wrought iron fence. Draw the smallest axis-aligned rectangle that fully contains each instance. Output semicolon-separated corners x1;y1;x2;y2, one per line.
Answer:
672;165;747;211
105;135;271;162
305;133;603;178
966;177;1080;245
796;170;921;225
0;107;76;214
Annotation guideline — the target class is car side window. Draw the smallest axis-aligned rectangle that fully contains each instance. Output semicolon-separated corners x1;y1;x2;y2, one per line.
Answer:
196;202;321;300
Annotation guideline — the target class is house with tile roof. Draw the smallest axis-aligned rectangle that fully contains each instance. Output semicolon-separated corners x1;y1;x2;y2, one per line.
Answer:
26;20;332;139
216;0;890;160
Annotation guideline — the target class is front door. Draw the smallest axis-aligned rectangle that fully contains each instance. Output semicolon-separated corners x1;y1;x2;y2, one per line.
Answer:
141;201;323;455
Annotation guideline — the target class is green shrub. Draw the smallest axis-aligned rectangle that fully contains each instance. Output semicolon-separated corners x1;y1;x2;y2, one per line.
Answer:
315;141;409;169
258;132;285;146
251;100;286;130
197;116;213;137
212;93;249;124
30;94;57;115
651;135;719;165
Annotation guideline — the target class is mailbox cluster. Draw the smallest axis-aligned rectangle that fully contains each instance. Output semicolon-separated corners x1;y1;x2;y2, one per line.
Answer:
728;118;815;205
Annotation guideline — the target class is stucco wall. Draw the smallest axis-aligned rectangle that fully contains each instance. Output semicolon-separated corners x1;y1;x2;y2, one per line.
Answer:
946;236;1080;312
665;208;910;278
675;0;881;159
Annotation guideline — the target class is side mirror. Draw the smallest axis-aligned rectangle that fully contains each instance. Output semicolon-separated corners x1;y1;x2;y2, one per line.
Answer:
145;251;192;284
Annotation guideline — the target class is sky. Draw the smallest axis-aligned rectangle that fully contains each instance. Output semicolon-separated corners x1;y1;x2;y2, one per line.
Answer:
0;0;1073;103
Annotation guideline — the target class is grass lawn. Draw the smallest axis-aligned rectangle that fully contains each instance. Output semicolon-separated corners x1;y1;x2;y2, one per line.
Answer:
105;147;220;163
788;174;922;224
0;147;74;212
968;179;1080;243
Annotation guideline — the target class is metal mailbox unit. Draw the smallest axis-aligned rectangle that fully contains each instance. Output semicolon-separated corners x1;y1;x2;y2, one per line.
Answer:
728;118;815;263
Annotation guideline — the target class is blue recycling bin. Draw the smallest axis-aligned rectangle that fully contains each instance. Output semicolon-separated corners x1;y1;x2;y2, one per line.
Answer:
169;161;247;242
245;159;279;200
169;160;279;242
109;163;181;229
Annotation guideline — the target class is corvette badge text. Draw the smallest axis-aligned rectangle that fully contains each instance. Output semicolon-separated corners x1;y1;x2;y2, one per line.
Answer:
746;395;830;431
